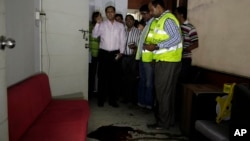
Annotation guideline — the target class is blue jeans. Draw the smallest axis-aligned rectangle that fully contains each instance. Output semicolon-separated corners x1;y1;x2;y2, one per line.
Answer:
137;61;154;107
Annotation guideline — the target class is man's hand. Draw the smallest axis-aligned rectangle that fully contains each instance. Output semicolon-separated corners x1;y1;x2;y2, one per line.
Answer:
128;43;136;49
95;14;103;24
115;53;123;60
143;44;158;51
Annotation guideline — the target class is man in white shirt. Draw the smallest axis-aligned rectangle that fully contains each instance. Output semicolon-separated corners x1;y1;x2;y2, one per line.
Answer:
92;5;126;107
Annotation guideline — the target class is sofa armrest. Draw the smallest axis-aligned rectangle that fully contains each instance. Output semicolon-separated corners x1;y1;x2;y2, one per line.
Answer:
8;73;52;141
193;92;226;121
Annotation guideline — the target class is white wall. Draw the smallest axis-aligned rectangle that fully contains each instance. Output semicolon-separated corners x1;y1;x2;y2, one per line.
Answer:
189;0;250;78
41;0;89;98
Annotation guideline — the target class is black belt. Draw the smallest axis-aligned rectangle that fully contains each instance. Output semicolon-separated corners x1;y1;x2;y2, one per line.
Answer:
99;49;119;54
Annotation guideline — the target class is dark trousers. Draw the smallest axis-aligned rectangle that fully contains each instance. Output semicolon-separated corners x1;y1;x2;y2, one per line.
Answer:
89;56;98;98
179;58;192;83
97;49;121;104
154;61;181;128
121;55;138;103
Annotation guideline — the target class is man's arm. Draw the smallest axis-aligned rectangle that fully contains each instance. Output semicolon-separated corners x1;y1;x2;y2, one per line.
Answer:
185;28;199;52
184;41;198;52
92;14;103;38
119;26;126;54
157;19;182;48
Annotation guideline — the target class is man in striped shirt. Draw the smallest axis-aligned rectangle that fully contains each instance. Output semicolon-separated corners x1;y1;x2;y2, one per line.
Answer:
120;15;141;104
175;6;199;83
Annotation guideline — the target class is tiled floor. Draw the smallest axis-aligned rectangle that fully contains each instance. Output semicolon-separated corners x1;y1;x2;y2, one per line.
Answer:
87;95;185;141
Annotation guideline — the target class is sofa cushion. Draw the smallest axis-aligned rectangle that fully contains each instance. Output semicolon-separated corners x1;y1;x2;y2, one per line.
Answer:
20;100;90;141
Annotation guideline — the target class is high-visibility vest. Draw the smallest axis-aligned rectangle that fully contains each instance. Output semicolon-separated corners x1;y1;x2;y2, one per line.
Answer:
149;12;183;62
89;24;100;57
142;20;157;62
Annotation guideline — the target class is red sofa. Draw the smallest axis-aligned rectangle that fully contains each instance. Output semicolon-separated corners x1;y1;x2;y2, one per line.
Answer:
7;73;90;141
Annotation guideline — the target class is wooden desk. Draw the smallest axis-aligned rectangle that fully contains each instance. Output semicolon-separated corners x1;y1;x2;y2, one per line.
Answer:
179;84;223;136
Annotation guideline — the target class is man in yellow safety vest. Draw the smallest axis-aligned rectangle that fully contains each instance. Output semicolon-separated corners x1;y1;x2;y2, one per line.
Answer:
145;0;183;130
